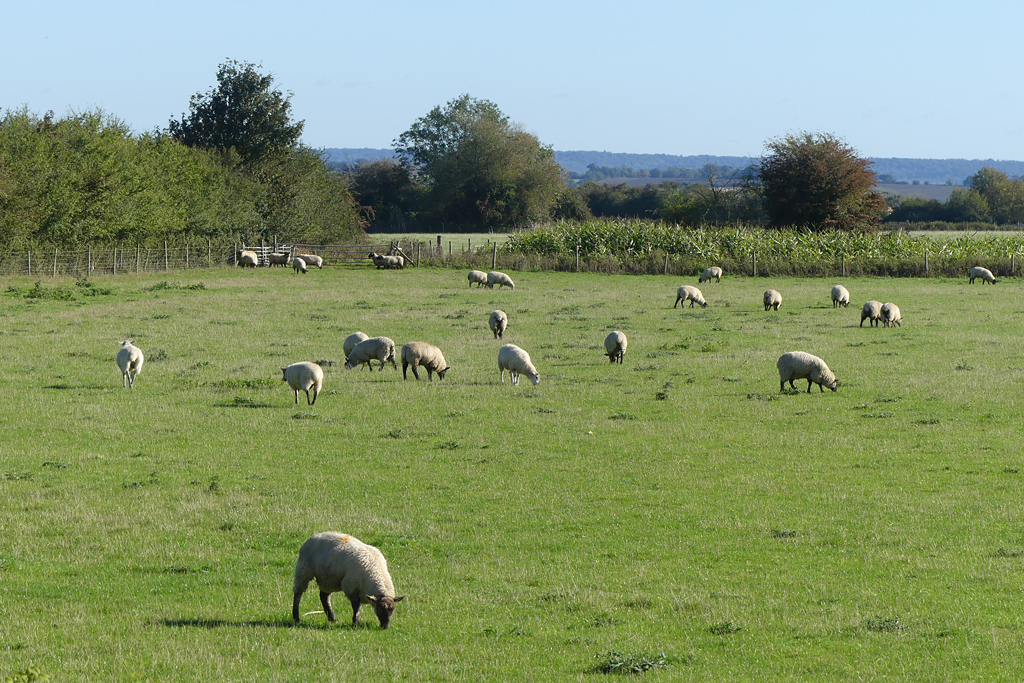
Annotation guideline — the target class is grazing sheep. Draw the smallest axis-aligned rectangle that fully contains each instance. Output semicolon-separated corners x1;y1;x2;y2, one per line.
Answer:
831;285;850;308
281;362;324;405
344;336;397;372
116;341;144;388
604;330;627;364
487;271;515;289
674;285;707;308
298;253;323;269
292;257;308;275
383;255;404;269
401;342;450;381
498;344;540;386
969;266;997;284
777;351;837;393
489;310;508;339
881;302;902;328
468;270;488;288
368;252;386;269
698;266;723;284
343;332;370;363
237;250;258;268
268;253;290;267
292;532;405;628
763;289;782;311
860;300;883;327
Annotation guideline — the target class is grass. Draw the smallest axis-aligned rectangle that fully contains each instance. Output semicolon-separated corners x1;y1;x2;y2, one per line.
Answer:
1;266;1022;681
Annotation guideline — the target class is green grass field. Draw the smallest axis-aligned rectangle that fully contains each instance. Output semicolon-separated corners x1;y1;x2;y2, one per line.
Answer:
1;268;1021;681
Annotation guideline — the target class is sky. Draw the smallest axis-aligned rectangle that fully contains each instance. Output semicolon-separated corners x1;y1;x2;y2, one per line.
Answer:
4;1;1023;160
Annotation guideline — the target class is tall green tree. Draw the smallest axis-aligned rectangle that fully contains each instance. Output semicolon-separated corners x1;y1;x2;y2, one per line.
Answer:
967;167;1024;224
167;60;304;166
394;95;565;229
758;132;887;230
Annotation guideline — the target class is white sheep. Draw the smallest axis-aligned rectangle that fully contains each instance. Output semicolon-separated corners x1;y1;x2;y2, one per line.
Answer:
763;289;782;311
468;270;488;288
881;302;902;328
116;341;144;388
498;343;540;386
268;253;289;267
674;285;707;308
237;250;258;268
343;332;370;363
401;342;450;381
344;336;397;372
292;257;307;275
831;284;850;308
281;362;324;405
604;331;627;364
698;266;723;284
368;252;386;269
489;310;508;339
860;300;882;327
298;253;323;269
777;351;837;393
969;266;997;284
380;255;404;269
292;532;405;628
487;271;515;289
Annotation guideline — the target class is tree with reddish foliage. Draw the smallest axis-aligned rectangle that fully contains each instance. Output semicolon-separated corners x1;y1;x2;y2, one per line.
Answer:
758;132;887;230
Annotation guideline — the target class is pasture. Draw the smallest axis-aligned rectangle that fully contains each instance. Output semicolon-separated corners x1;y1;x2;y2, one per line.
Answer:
0;267;1021;681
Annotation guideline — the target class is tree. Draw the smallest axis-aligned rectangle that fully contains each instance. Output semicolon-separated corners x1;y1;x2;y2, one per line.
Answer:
758;132;887;230
944;188;990;223
346;159;422;231
967;167;1024;224
167;60;304;165
394;95;565;229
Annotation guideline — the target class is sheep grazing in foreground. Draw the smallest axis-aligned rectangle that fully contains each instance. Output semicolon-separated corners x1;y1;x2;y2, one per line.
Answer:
237;250;258;268
969;266;997;284
498;344;540;386
777;351;837;393
698;266;723;284
298;253;323;269
401;342;450;381
860;300;883;327
674;285;707;308
468;270;488;288
831;285;850;308
281;362;324;405
268;253;289;267
763;289;782;311
487;271;515;289
604;330;628;364
292;532;405;628
489;310;508;339
881;302;902;328
344;336;397;372
343;332;370;364
292;257;307;275
116;341;144;388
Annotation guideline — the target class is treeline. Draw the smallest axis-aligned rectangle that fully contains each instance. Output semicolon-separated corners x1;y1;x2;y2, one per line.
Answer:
569;163;751;182
886;168;1024;224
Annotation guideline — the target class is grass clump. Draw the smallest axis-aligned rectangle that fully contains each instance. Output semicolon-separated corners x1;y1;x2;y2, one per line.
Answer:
594;650;675;674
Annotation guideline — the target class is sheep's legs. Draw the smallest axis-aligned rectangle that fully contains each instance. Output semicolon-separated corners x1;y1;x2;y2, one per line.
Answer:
411;366;420;380
294;389;299;404
320;591;336;622
292;592;303;623
349;594;361;627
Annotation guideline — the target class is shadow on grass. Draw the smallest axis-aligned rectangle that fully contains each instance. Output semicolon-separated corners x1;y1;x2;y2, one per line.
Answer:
211;403;274;409
162;618;301;629
44;384;110;390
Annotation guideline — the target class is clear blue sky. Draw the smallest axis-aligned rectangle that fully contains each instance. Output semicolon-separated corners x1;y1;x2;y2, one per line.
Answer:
4;1;1021;160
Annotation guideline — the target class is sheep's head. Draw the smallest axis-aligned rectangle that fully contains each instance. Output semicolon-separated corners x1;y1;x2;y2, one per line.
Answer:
527;371;540;386
437;366;450;380
367;594;405;629
280;368;288;381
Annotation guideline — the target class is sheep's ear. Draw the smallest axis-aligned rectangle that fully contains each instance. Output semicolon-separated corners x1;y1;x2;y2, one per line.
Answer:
394;595;405;602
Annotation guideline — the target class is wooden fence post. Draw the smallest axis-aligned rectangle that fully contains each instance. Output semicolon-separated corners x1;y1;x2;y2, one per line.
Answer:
664;253;669;276
449;241;452;257
137;246;141;274
164;241;169;271
841;254;846;277
925;252;929;275
88;246;91;276
186;243;190;269
493;242;498;270
751;251;756;277
575;244;580;272
208;240;212;267
53;249;58;278
112;248;116;276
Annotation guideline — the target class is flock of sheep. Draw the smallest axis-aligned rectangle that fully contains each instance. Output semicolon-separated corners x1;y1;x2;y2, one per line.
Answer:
111;261;1002;629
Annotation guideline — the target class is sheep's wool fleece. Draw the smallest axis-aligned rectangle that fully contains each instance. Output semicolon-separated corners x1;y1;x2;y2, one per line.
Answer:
777;351;835;384
295;532;395;597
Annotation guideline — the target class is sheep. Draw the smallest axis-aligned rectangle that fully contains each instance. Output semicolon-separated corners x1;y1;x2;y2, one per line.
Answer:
401;342;450;381
368;252;386;269
292;532;405;628
674;285;707;308
489;310;508;339
777;351;837;393
486;271;515;289
763;289;782;311
292;257;308;275
698;266;723;284
268;253;290;267
969;266;997;284
116;341;144;388
831;285;850;308
604;330;627;364
281;362;324;405
298;253;323;269
881;302;902;328
468;270;488;288
860;300;882;327
383;255;405;269
344;336;397;372
343;332;370;363
237;250;258;268
498;344;540;386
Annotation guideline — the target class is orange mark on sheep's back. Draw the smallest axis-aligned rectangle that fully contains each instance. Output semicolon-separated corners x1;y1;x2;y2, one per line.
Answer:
341;535;350;543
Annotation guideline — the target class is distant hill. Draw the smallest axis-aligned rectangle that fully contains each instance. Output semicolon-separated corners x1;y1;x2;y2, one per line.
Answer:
322;148;1024;185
